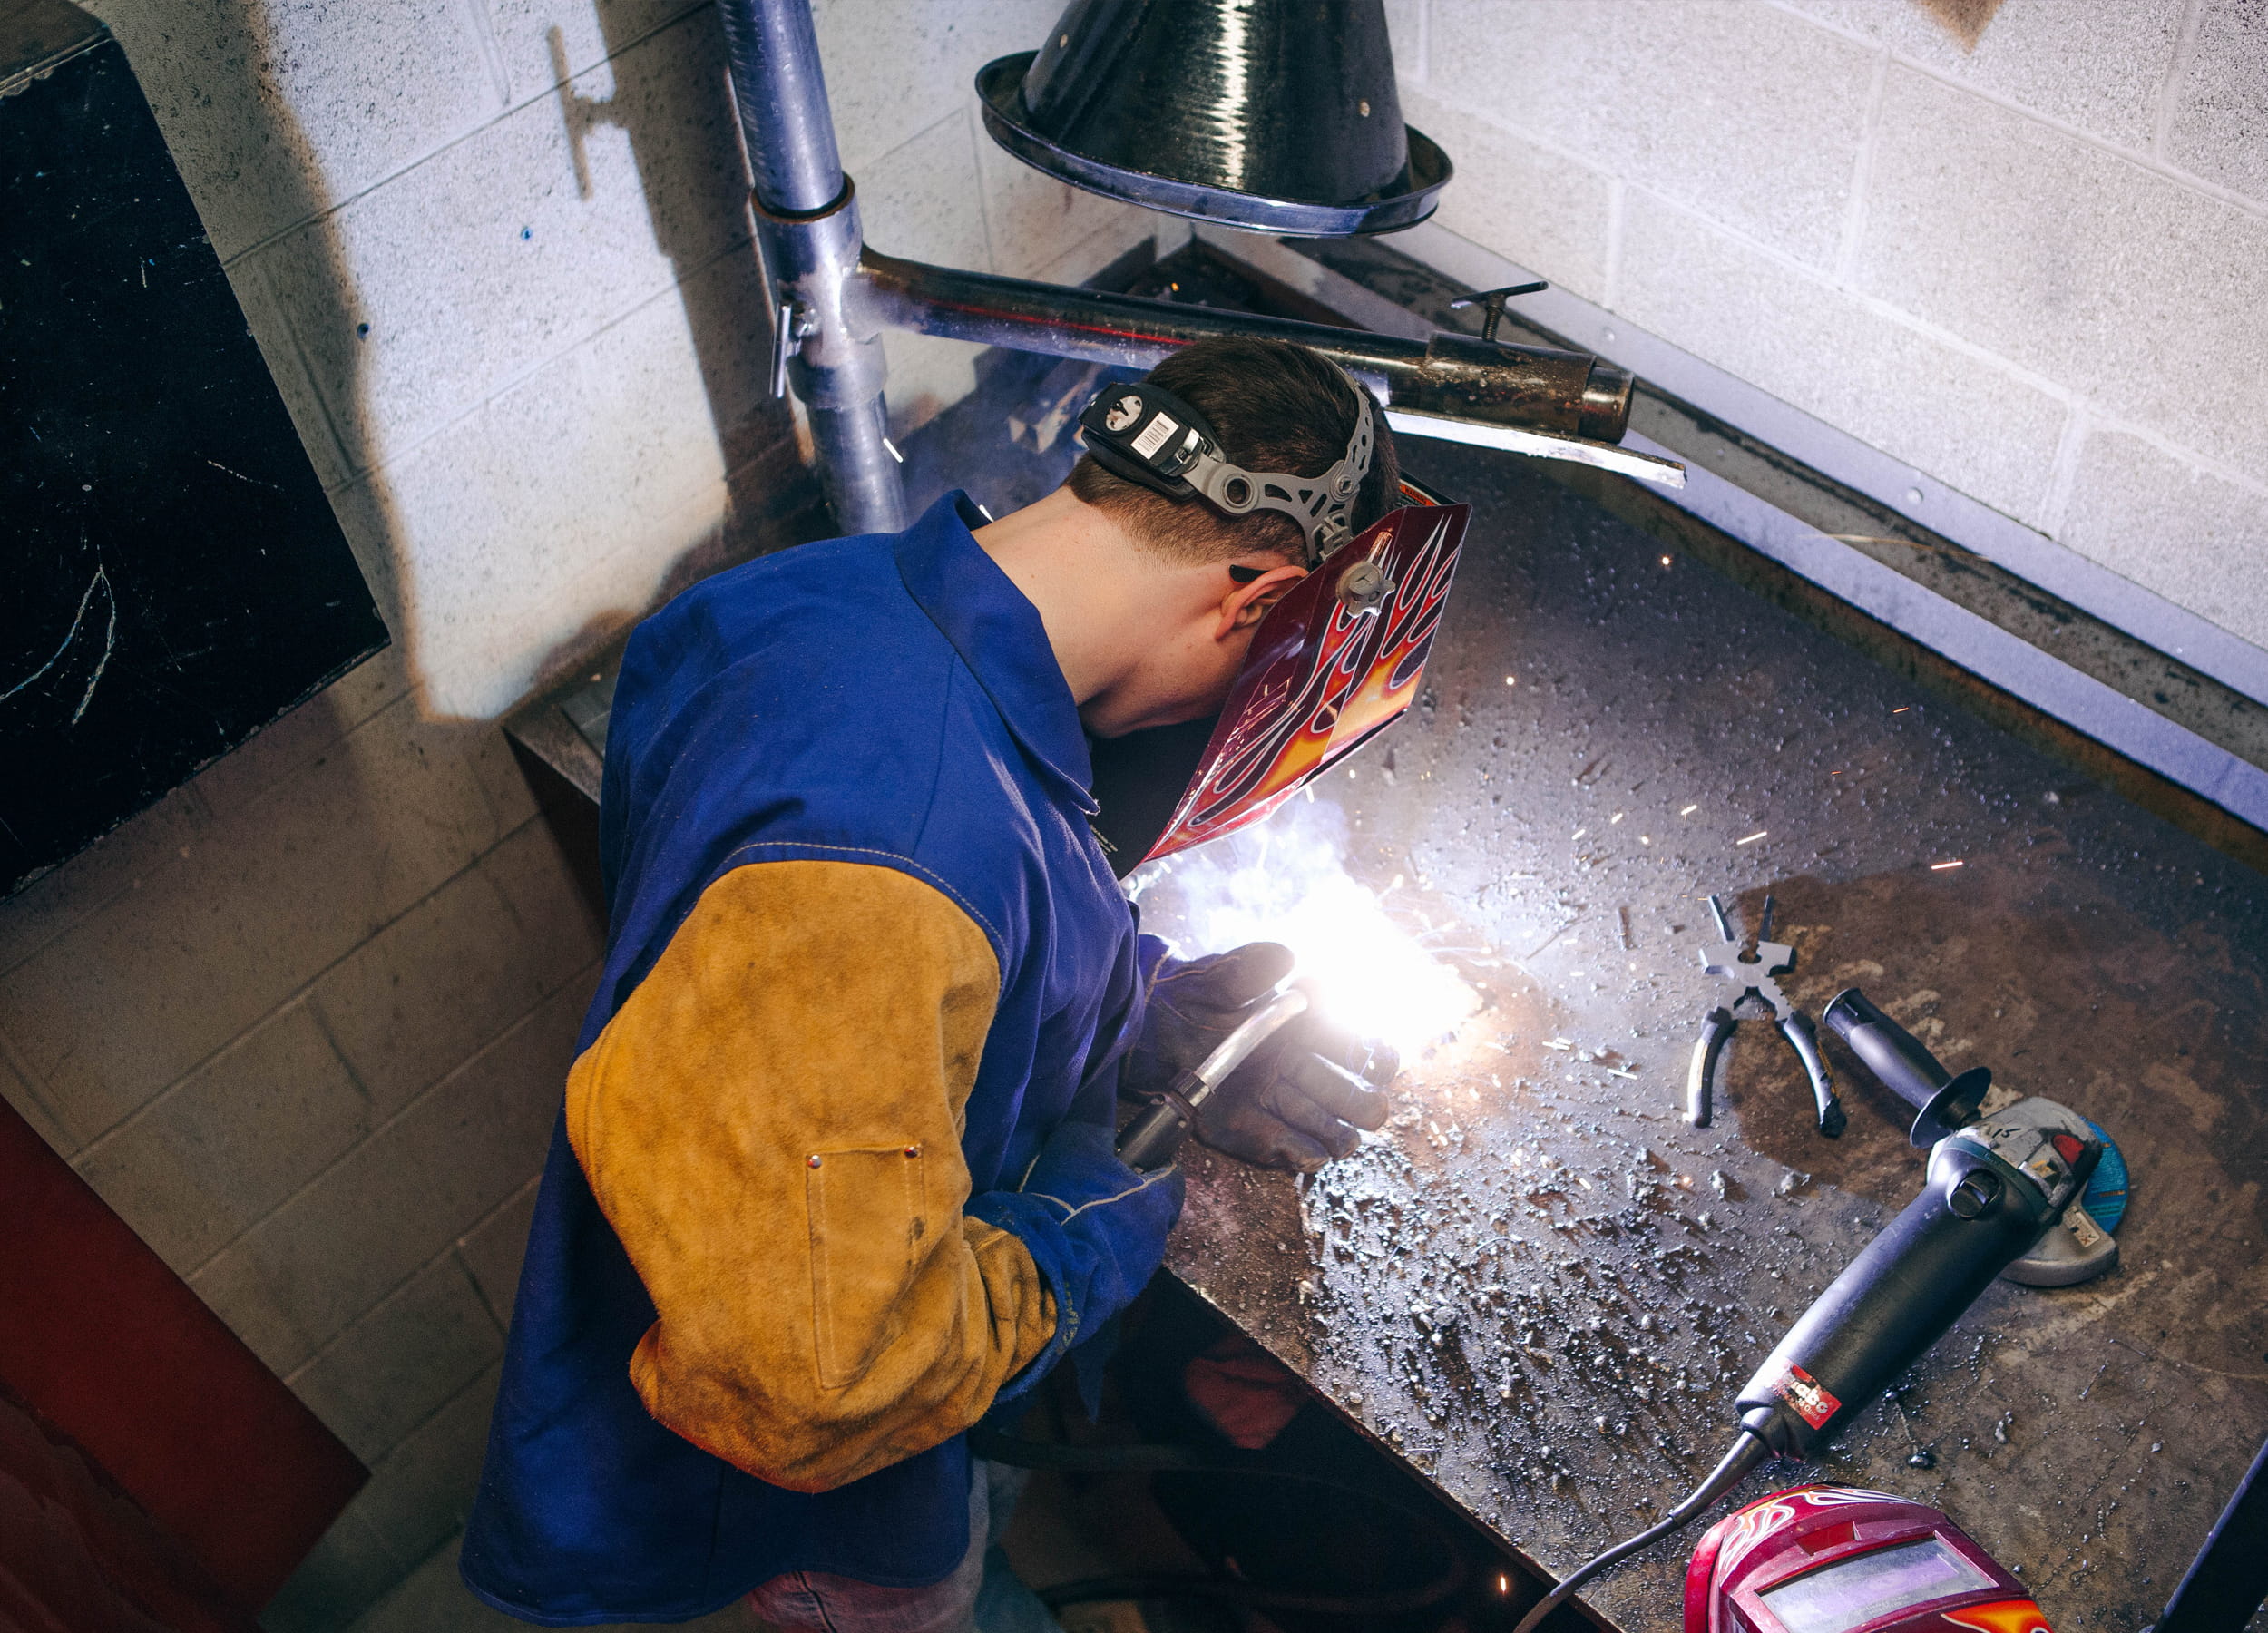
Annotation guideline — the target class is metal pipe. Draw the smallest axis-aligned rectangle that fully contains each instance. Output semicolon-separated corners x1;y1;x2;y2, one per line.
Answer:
857;246;1636;444
714;0;842;215
718;0;906;533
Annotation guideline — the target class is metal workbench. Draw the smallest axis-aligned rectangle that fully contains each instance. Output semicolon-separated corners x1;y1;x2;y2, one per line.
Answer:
1136;436;2268;1630
504;272;2268;1632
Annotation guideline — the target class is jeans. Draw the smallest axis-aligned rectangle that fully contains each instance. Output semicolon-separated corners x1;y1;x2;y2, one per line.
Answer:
747;1462;1060;1633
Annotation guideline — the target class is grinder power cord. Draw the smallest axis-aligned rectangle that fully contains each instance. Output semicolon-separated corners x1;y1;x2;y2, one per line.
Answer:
1511;1033;2106;1633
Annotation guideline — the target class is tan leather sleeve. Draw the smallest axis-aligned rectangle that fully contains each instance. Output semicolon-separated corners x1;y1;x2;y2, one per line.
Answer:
565;858;1058;1493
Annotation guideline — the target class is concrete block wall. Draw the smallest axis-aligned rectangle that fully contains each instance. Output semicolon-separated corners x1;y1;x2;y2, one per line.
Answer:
1393;0;2268;653
1;3;1156;1628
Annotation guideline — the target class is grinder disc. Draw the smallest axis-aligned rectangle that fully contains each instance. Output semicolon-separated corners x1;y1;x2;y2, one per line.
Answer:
2002;1121;2127;1287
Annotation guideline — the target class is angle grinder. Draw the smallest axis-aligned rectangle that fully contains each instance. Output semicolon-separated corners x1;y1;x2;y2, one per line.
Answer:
1821;989;2128;1287
1510;1030;2106;1633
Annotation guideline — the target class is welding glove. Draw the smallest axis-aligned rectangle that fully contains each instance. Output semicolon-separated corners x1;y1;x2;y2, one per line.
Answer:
1121;937;1397;1173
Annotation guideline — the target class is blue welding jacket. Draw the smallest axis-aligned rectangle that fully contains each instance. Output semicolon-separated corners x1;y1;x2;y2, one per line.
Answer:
459;494;1149;1624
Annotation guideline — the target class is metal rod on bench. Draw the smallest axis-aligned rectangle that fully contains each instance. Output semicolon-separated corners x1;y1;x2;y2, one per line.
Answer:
857;246;1635;445
717;0;906;534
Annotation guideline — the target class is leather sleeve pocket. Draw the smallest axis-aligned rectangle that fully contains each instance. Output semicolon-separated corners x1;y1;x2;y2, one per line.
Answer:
806;1145;930;1389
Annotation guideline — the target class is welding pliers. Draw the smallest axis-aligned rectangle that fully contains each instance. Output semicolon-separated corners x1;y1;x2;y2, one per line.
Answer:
1686;895;1844;1138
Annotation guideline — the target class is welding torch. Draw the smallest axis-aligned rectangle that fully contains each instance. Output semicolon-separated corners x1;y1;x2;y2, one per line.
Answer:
1116;983;1315;1170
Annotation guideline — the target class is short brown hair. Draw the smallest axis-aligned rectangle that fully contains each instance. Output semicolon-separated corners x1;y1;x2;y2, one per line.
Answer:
1067;337;1402;564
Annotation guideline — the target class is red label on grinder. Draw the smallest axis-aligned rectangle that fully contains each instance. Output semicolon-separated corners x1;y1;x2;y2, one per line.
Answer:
1770;1363;1842;1429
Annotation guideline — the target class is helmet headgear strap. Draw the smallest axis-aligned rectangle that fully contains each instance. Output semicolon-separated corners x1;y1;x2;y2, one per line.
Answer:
1077;371;1376;570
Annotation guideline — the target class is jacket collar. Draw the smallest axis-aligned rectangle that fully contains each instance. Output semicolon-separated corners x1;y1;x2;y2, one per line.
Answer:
895;492;1099;814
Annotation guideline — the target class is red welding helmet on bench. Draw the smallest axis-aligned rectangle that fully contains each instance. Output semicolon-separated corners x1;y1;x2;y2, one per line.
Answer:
1685;1484;2049;1633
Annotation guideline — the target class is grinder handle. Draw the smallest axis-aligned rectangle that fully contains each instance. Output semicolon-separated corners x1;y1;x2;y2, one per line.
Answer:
1821;987;1949;1102
1735;1137;2059;1460
1822;986;1991;1147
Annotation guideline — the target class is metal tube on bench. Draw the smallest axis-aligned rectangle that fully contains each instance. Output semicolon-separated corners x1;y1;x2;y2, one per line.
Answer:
856;247;1634;444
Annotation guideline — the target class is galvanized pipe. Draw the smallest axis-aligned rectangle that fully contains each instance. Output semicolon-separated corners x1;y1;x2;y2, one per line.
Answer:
857;246;1634;444
717;0;906;533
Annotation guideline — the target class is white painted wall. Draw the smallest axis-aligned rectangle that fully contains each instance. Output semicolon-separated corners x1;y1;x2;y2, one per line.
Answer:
85;0;1156;722
1389;0;2268;652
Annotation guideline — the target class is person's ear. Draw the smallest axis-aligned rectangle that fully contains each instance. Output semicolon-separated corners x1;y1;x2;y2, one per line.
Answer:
1216;562;1306;638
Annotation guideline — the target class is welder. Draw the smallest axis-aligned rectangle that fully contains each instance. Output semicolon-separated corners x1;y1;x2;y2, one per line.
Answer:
460;337;1406;1629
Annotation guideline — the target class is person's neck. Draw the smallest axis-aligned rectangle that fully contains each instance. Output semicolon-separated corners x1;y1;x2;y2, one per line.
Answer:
972;487;1187;708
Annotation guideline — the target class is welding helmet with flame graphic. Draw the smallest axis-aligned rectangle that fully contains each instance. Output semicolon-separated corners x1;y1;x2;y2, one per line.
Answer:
1139;483;1469;865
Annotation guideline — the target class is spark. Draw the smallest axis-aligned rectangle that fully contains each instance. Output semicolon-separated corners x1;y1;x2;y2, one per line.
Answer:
1504;675;1517;686
205;458;280;489
975;502;995;521
1893;706;1911;713
1129;797;1477;1059
1735;830;1767;845
1679;803;1698;815
1931;859;1964;871
1660;555;1673;566
1609;812;1624;825
882;435;904;463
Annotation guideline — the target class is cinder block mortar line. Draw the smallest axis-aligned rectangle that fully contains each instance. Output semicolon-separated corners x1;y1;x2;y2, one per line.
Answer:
59;809;559;1175
305;82;1021;498
962;106;1001;278
278;1229;513;1403
174;954;597;1290
307;988;383;1113
1762;0;2268;222
1833;47;1891;287
2063;406;2268;507
1617;189;2086;420
309;231;761;500
1397;83;1630;200
1032;214;1164;289
0;1027;75;1159
460;0;514;111
237;252;357;491
0;787;215;984
342;1359;504;1510
2154;0;2208;162
457;1175;543;1336
2037;406;2094;542
213;0;717;277
1600;176;1625;311
1606;189;2268;521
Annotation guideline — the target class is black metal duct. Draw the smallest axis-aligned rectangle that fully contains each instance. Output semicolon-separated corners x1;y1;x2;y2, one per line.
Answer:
978;0;1451;236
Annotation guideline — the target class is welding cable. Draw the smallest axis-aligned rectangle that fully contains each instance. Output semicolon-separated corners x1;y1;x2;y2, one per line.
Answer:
1509;1432;1774;1633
